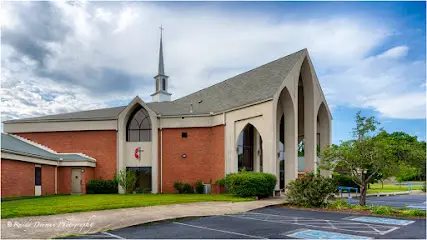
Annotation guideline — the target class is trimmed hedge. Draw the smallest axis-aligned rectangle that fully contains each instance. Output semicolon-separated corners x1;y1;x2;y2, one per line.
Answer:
225;171;276;198
86;180;118;194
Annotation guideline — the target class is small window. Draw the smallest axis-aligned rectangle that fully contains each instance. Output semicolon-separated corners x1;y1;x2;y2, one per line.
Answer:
162;78;166;91
35;167;41;186
182;132;188;138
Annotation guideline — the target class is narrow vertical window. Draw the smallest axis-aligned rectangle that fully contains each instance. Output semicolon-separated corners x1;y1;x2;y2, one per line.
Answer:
35;166;41;186
162;78;166;91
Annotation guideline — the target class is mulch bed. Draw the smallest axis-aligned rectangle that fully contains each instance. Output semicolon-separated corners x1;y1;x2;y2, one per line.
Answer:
280;204;426;219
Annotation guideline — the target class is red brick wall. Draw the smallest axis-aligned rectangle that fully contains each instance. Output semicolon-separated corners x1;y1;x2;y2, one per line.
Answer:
1;159;34;197
16;131;117;180
161;125;225;193
41;165;55;195
82;167;94;194
58;167;71;194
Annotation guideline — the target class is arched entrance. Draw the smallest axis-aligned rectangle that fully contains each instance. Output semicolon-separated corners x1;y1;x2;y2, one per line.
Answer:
236;124;263;172
317;102;331;173
276;86;297;189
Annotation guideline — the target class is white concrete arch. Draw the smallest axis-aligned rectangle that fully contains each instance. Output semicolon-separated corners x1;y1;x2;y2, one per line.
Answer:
298;57;318;173
235;123;264;172
275;86;297;189
117;96;159;193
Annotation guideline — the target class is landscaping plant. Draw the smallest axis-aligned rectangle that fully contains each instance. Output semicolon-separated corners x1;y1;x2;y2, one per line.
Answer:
86;180;118;194
285;172;338;207
225;171;276;198
320;111;426;205
117;169;137;194
173;182;195;194
195;180;205;194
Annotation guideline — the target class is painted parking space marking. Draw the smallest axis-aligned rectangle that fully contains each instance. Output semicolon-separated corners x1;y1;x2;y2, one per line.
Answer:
285;229;371;239
228;212;399;235
172;222;266;239
407;205;426;211
348;216;414;226
102;232;124;239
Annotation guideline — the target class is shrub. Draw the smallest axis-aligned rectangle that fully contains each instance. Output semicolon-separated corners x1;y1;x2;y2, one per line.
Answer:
173;182;195;194
215;178;226;186
406;209;426;217
173;182;185;193
117;169;137;194
225;171;276;198
328;199;351;210
86;180;118;194
183;183;194;194
372;206;394;215
286;172;338;207
195;180;204;194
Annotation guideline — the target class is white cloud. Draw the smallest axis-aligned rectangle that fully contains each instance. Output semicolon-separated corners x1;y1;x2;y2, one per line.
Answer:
1;1;425;124
322;45;425;119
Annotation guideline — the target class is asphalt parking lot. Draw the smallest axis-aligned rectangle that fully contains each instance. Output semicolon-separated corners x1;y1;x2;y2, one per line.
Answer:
68;206;426;239
348;194;426;210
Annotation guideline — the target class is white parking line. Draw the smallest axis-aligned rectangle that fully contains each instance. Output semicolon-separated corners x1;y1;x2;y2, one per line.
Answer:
102;231;124;239
172;222;267;239
227;212;399;235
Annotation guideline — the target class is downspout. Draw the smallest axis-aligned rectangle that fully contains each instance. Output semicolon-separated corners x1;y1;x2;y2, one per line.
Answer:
55;158;61;194
160;127;163;193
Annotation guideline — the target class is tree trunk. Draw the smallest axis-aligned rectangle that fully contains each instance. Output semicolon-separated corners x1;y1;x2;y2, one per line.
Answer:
359;184;367;205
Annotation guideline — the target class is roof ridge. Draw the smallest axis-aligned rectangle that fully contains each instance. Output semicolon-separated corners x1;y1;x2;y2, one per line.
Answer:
174;49;306;102
8;134;58;154
58;153;96;161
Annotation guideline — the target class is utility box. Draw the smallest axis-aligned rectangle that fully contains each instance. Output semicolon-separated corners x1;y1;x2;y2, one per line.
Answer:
203;184;211;194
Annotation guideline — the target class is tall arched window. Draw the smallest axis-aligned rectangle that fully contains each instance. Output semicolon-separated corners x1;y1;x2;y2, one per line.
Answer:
126;106;152;142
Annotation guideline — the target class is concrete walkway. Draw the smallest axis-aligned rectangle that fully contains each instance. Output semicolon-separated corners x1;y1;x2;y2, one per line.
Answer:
1;197;284;239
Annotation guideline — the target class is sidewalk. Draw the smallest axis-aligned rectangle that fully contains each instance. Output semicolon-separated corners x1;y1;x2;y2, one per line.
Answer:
1;197;284;239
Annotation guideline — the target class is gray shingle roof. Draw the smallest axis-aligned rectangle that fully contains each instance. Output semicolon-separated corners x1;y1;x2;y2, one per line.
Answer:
4;49;305;122
1;133;96;162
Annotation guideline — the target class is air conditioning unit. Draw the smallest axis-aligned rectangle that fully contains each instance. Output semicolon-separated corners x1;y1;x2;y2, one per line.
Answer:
203;184;211;194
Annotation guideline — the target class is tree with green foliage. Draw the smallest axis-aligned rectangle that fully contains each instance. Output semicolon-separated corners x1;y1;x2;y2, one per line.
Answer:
117;169;137;194
320;111;400;205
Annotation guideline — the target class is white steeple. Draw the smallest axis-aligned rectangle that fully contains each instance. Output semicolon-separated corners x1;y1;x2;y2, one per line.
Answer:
151;25;172;102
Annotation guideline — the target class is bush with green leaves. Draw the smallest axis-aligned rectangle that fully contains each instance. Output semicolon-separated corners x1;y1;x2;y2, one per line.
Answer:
225;171;276;198
86;180;118;194
328;199;351;210
286;172;338;207
215;178;226;186
173;182;195;194
117;169;137;194
195;180;204;194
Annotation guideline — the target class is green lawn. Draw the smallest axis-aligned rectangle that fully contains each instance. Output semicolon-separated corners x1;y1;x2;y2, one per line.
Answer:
367;183;423;194
1;194;253;219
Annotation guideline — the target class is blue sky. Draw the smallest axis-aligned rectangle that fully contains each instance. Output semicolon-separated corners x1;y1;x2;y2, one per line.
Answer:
1;1;425;143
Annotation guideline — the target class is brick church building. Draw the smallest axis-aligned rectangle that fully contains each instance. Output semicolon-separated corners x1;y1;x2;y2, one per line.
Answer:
1;33;332;197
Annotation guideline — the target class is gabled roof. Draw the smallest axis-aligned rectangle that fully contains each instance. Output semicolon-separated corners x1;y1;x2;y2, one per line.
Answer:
1;133;96;162
4;49;306;123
